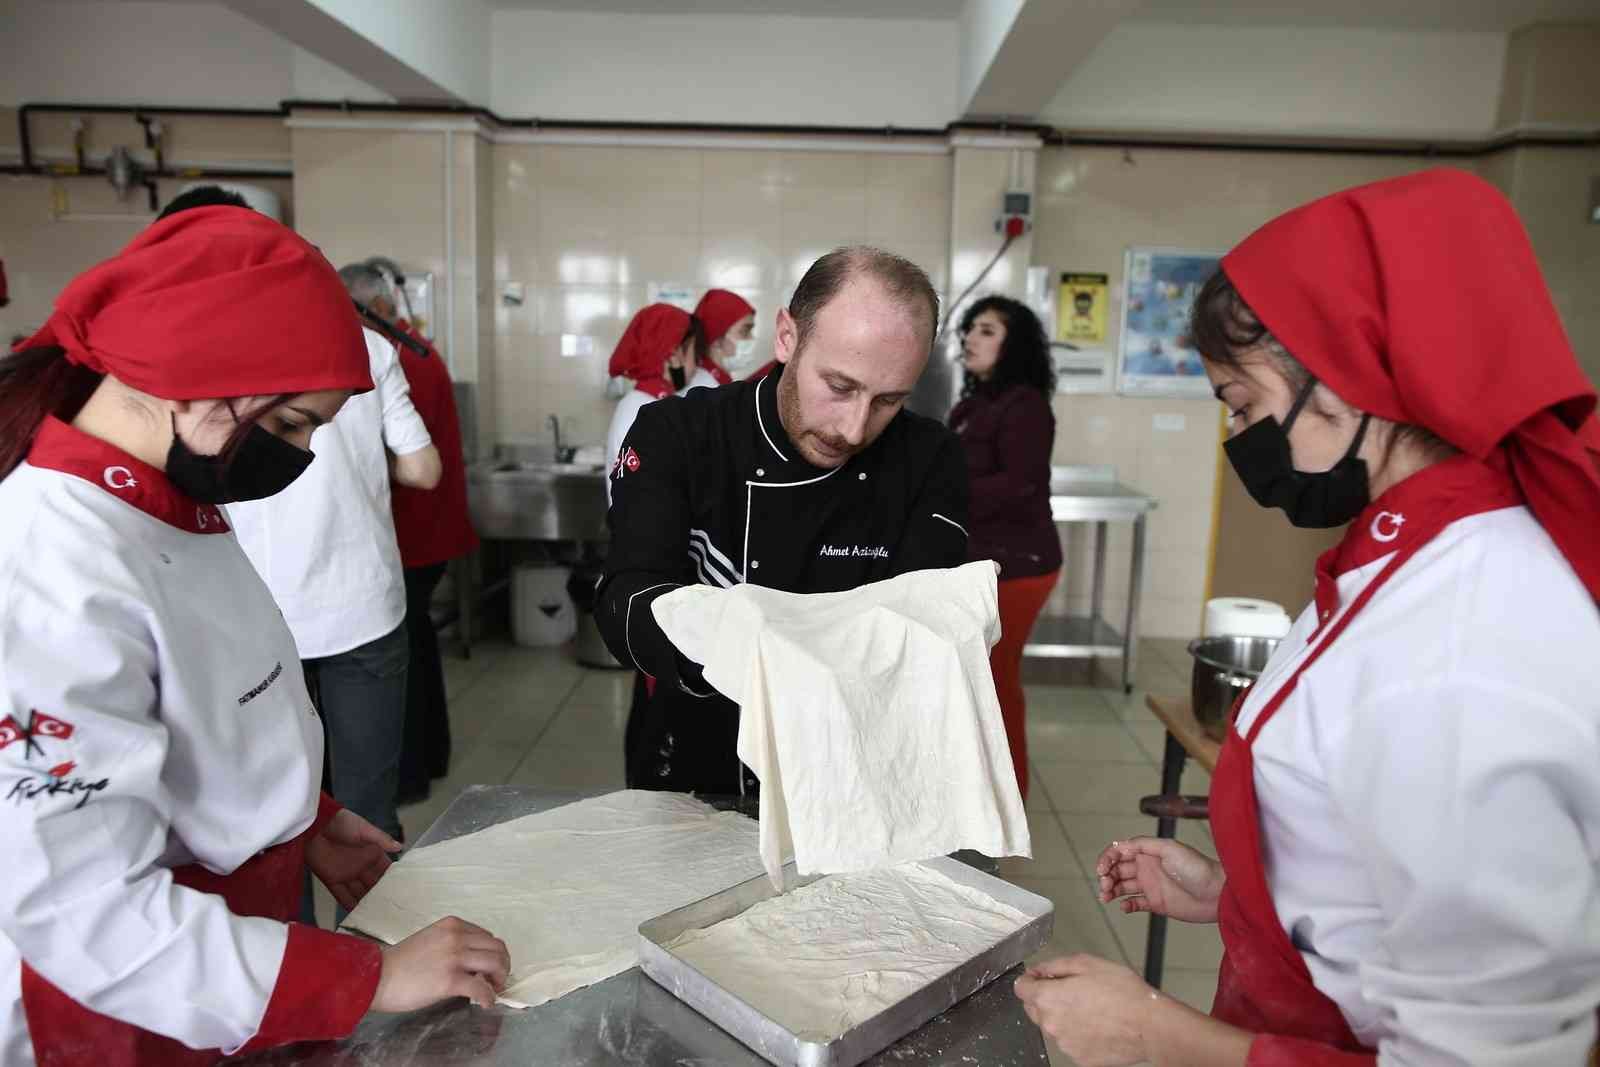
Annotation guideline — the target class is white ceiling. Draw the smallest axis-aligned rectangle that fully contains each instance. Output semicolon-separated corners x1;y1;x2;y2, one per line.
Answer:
1130;0;1600;32
487;0;1599;32
486;0;967;19
74;0;1600;32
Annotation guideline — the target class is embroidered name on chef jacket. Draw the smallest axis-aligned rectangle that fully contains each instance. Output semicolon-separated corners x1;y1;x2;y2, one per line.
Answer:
819;544;890;560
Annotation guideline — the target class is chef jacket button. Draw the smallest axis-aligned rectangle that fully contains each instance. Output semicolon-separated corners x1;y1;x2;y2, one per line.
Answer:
751;559;760;569
756;468;765;477
858;472;867;481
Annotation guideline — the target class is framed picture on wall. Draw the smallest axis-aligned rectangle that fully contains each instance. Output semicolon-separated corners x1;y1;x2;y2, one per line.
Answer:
1115;247;1223;398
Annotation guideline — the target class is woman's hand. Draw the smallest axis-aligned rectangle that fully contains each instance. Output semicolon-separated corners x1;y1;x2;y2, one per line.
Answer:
306;808;400;911
1014;954;1154;1067
372;916;511;1012
1096;836;1224;923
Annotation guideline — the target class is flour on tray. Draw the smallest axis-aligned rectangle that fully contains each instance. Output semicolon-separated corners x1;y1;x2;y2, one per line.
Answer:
665;861;1030;1041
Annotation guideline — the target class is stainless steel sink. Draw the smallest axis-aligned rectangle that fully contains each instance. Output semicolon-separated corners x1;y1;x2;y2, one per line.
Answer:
468;457;609;542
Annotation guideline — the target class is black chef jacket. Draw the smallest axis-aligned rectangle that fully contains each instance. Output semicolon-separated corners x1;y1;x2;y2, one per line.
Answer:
597;365;971;795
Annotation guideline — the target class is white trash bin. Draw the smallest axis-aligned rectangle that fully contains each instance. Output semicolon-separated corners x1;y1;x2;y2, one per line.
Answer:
511;564;576;647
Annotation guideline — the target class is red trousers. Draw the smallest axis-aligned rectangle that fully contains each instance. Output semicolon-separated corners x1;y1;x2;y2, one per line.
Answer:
992;569;1060;801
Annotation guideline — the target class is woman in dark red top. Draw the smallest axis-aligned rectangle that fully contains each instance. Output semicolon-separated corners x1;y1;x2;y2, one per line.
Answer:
389;317;479;803
948;295;1062;801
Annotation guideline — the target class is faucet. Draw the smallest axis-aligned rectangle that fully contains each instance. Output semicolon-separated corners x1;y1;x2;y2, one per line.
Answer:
549;414;574;463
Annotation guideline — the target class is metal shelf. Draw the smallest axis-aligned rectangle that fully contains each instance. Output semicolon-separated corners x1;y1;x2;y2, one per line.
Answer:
1023;614;1126;659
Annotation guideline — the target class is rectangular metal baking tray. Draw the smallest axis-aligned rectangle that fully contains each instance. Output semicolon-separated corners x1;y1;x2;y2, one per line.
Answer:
636;856;1054;1067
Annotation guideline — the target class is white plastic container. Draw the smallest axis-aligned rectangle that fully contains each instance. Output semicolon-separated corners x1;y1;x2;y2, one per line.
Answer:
1203;597;1292;640
511;564;576;647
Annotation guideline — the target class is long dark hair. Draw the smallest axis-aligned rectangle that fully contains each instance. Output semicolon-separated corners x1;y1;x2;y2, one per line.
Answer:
958;295;1055;399
683;315;708;367
0;344;297;481
0;346;102;479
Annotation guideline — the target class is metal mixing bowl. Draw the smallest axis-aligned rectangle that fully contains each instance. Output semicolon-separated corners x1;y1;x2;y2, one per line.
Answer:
1187;635;1281;732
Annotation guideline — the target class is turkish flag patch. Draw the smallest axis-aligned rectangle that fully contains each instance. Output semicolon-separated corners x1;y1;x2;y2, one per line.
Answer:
31;712;74;741
612;446;642;481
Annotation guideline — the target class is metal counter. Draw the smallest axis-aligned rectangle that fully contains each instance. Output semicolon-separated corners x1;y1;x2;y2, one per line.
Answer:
1027;465;1159;692
230;786;1049;1067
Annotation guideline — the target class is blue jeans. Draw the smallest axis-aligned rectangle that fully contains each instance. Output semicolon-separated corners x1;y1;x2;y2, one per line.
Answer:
304;622;409;842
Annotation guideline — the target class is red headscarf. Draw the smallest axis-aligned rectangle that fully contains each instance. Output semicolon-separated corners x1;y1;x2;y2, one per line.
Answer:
21;206;372;398
608;304;692;399
693;289;754;386
1224;167;1600;600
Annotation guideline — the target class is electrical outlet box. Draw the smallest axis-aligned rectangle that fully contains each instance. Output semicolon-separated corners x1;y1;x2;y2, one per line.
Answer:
996;190;1032;236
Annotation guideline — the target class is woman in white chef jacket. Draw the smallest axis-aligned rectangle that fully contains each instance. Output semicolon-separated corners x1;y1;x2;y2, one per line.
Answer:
0;206;509;1066
1014;170;1600;1066
605;302;706;506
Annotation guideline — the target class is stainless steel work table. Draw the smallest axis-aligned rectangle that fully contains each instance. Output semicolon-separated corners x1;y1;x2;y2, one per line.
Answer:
230;786;1051;1066
1025;466;1159;692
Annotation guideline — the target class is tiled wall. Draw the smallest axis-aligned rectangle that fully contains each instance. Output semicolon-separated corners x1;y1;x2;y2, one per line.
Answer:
290;122;491;451
1029;146;1480;638
1492;145;1600;383
488;143;952;449
0;109;292;345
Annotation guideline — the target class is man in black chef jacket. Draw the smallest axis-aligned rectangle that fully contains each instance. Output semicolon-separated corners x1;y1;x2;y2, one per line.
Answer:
598;246;971;795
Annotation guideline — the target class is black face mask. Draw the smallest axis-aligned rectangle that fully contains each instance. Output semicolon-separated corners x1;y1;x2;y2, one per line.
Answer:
166;414;315;504
1223;379;1372;529
668;365;688;391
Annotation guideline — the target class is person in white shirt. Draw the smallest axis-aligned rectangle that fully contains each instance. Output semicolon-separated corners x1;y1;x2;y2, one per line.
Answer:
604;303;706;507
1016;169;1600;1066
0;204;507;1066
229;319;441;846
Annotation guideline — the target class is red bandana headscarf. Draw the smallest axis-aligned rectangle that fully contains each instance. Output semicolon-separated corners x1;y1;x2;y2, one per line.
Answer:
1223;167;1600;600
21;206;372;398
608;304;693;399
692;289;755;386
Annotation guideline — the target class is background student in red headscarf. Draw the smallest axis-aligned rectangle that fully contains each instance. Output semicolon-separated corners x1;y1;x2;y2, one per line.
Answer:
689;288;755;388
0;207;509;1066
1015;169;1600;1066
604;303;705;507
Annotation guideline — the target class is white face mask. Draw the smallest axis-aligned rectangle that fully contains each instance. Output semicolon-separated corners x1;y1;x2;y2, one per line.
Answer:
733;338;758;361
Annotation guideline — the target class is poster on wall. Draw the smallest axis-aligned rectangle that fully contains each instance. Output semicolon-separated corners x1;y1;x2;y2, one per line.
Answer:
646;282;698;313
1057;272;1109;345
1115;248;1222;398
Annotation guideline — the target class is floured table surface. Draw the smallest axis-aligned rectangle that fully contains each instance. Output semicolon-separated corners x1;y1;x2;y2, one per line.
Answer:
224;786;1050;1067
342;789;767;1007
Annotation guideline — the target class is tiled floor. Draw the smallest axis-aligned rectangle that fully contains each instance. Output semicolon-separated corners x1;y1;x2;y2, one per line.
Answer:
363;635;1219;1067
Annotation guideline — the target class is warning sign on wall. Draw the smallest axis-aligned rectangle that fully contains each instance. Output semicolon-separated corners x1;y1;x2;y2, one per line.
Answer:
1057;272;1109;345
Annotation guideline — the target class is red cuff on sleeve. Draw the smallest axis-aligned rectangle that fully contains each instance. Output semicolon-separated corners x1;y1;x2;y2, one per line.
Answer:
1248;1035;1376;1066
236;924;382;1053
311;791;342;839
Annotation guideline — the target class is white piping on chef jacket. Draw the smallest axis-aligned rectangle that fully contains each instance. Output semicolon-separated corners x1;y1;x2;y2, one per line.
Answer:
931;512;967;537
626;581;679;671
742;467;845;587
744;375;850;579
755;377;789;463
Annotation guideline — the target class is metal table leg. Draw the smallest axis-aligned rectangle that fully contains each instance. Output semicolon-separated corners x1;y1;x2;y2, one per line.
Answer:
1143;730;1188;988
453;554;474;660
1090;521;1107;677
1122;514;1147;694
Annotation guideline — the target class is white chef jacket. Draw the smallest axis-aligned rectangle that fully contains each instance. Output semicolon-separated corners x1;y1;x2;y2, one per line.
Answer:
1236;504;1600;1065
0;419;330;1064
605;376;709;507
228;328;432;659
